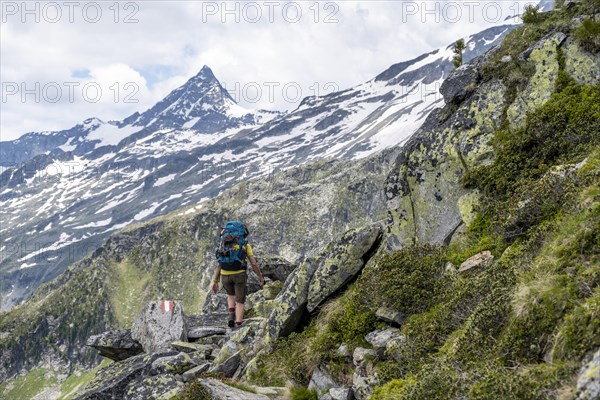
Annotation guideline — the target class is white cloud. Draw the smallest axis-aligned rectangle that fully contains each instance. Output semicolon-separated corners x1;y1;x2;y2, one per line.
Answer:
0;1;539;141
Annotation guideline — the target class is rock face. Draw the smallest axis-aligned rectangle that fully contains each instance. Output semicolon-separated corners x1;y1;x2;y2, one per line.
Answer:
132;301;187;354
86;329;143;361
576;348;600;400
508;32;568;129
307;223;383;312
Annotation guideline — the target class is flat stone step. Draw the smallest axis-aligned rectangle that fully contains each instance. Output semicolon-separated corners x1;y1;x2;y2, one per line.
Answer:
182;363;211;383
188;326;227;339
171;341;214;355
186;313;230;327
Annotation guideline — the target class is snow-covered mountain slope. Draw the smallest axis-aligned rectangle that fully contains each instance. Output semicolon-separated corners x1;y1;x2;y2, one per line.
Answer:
0;24;515;310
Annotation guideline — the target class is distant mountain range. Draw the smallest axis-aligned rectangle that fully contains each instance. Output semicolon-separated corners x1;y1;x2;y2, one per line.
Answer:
0;24;517;310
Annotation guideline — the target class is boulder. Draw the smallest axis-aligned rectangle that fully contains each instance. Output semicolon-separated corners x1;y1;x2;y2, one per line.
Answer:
353;347;377;366
124;374;184;400
308;366;338;398
365;328;402;358
329;387;354;400
258;254;297;281
307;224;383;312
209;351;242;378
198;378;269;400
150;352;198;375
458;251;494;273
575;348;600;400
266;258;319;341
86;329;143;361
74;352;174;399
375;307;406;326
336;343;350;358
439;61;480;103
132;301;187;353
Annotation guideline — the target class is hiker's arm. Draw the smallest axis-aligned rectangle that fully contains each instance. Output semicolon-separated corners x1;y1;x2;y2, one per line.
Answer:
211;265;221;294
212;265;221;283
248;256;264;285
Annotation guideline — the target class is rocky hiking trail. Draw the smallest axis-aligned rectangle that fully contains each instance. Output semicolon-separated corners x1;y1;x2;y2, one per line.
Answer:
73;224;392;400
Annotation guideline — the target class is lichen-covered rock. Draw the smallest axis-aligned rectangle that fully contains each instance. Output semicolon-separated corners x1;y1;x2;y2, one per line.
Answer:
563;36;600;85
386;79;507;250
508;32;567;130
307;224;383;312
265;258;319;341
132;301;187;354
198;378;269;400
576;348;600;400
124;374;184;400
439;61;480;103
86;329;143;361
150;352;198;375
74;352;174;399
458;251;494;273
308;365;338;398
263;280;284;300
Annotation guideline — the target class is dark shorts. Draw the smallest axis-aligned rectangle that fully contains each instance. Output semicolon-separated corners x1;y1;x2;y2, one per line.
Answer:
221;273;247;304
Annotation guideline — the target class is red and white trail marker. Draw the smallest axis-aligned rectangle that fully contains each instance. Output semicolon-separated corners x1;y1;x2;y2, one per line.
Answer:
161;300;174;313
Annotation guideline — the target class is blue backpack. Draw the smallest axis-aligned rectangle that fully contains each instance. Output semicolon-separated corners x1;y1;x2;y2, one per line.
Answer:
216;221;249;271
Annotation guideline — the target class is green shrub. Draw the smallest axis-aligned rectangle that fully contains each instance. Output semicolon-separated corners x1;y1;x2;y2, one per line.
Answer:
468;362;577;400
575;18;600;53
290;387;318;400
356;245;446;316
552;290;600;361
498;274;577;364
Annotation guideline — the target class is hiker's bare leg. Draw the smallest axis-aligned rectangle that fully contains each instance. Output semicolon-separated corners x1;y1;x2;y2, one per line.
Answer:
235;302;244;324
227;295;236;309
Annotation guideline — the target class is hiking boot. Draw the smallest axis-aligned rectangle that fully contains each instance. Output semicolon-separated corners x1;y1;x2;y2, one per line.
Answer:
228;318;235;328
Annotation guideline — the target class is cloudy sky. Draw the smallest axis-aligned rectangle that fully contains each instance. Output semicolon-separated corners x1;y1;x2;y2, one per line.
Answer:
0;1;541;141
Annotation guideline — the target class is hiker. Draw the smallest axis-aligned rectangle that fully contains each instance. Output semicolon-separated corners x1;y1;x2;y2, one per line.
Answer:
211;221;265;328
